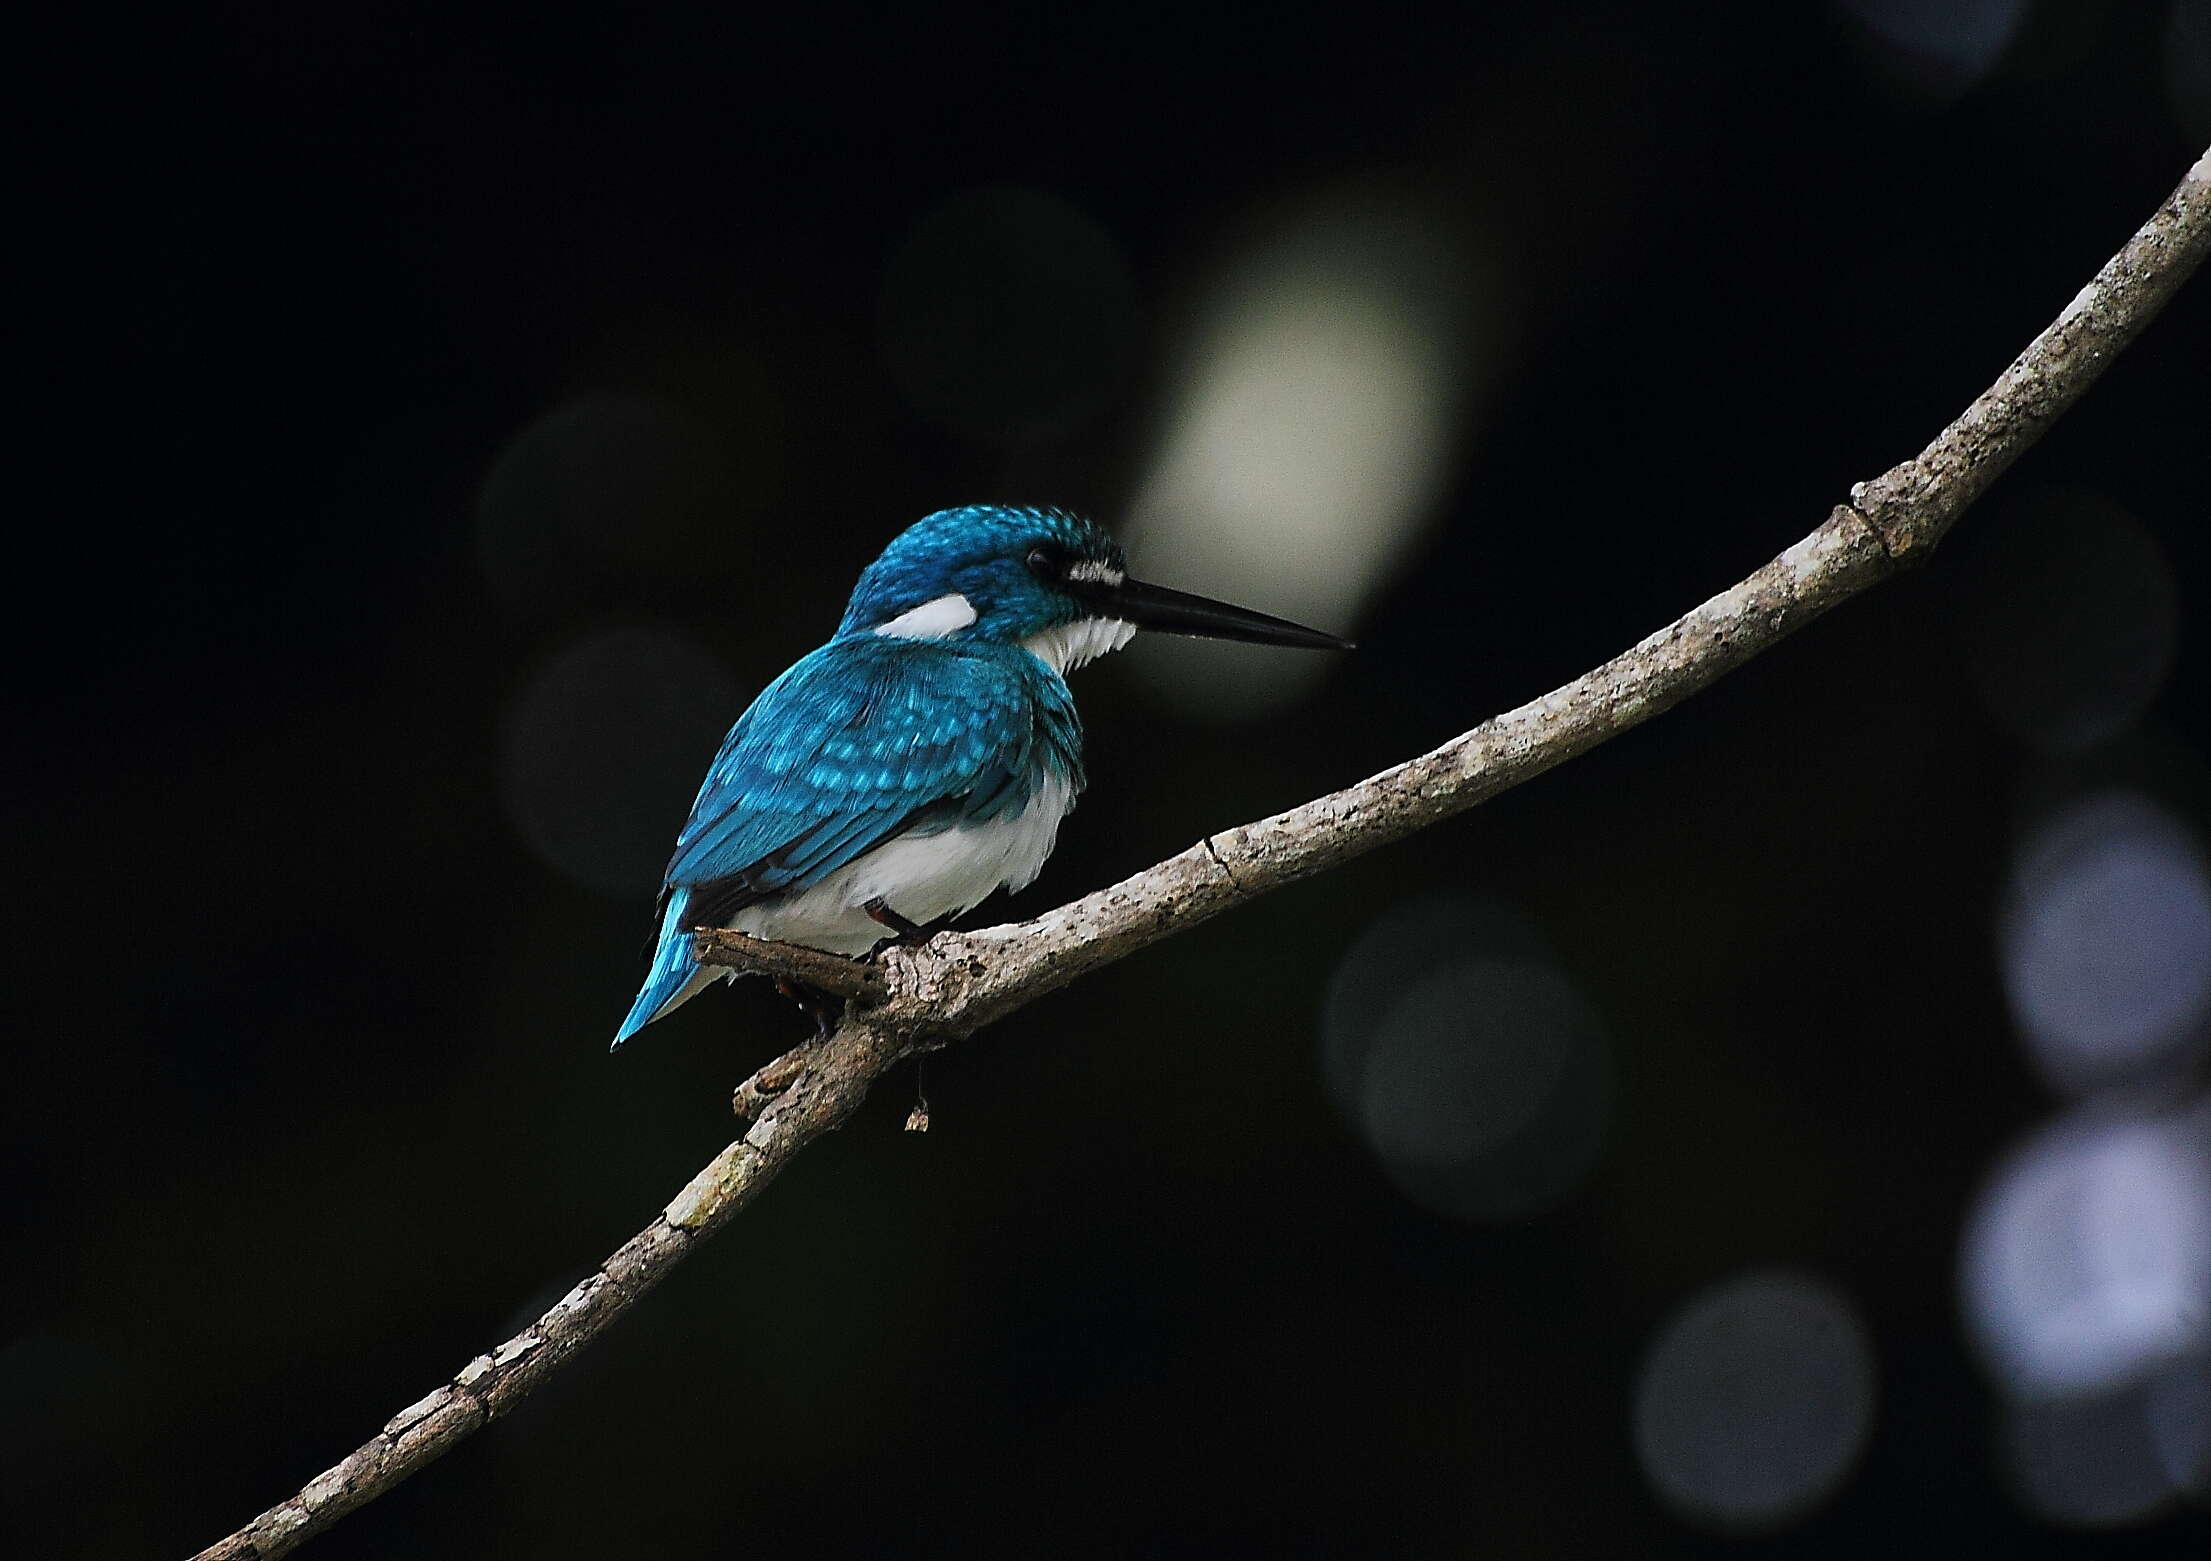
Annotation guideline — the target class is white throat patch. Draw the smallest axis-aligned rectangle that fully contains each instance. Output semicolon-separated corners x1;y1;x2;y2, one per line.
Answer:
1023;616;1137;675
874;593;978;640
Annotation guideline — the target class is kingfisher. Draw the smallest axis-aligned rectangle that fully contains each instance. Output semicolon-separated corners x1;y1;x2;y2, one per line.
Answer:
613;504;1349;1047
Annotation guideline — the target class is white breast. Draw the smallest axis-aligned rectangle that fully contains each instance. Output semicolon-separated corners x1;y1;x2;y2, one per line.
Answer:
726;773;1077;955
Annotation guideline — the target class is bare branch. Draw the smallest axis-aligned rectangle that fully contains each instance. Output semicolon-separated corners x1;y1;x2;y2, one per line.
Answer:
1855;144;2211;562
188;148;2211;1561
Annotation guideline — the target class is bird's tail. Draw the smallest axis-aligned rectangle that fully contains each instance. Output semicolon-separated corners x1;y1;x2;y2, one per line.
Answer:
611;888;720;1050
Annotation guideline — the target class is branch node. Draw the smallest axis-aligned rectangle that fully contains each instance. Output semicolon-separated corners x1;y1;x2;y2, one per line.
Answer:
1201;834;1245;890
1844;467;1937;565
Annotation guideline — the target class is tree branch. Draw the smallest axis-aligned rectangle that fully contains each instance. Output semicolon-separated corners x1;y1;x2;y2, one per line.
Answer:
189;147;2211;1561
691;926;890;1004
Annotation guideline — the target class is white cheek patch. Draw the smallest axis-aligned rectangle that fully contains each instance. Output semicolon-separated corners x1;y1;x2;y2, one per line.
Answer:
874;593;978;640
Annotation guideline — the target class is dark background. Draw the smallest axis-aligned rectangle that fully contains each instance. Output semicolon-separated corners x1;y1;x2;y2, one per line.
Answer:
9;2;2211;1557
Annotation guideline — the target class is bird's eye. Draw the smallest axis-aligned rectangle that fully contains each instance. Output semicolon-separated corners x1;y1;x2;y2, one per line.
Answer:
1025;546;1060;580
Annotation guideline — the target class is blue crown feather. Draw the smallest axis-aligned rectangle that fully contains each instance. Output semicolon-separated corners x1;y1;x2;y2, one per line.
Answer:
837;505;1122;642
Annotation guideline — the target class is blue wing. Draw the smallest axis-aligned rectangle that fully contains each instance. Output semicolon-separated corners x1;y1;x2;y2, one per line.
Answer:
613;637;1080;1046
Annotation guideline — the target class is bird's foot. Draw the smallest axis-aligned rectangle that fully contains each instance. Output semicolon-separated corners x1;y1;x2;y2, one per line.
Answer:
772;978;843;1040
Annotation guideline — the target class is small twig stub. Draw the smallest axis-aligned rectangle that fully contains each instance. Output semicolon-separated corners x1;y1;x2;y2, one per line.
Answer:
691;927;890;1003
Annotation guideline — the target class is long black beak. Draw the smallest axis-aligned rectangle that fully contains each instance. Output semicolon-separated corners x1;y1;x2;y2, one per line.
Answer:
1097;576;1354;651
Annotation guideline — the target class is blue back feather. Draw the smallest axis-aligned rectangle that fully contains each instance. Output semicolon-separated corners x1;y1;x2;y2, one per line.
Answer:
611;635;1082;1047
667;636;1082;891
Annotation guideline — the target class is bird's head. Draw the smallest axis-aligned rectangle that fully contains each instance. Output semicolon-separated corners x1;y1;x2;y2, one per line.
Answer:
837;505;1350;674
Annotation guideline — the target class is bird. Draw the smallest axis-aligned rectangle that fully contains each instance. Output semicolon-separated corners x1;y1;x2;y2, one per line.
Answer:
613;504;1350;1048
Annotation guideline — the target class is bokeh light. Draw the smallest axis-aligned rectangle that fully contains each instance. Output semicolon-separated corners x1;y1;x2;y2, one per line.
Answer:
1834;0;2028;98
2148;1354;2211;1496
498;626;743;897
879;186;1138;442
2001;1376;2196;1528
1122;186;1483;718
1997;791;2211;1095
477;392;740;610
1631;1270;1878;1534
1956;490;2179;755
1961;1102;2211;1402
1322;897;1611;1222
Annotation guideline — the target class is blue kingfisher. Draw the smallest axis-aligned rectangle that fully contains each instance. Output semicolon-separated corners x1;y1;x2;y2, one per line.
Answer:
614;504;1350;1046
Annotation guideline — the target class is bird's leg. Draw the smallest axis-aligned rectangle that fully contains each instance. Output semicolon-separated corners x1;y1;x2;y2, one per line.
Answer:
863;897;928;940
773;978;842;1040
862;897;946;956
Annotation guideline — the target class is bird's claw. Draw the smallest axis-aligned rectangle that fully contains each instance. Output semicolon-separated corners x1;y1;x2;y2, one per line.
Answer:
772;978;842;1039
